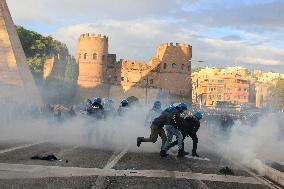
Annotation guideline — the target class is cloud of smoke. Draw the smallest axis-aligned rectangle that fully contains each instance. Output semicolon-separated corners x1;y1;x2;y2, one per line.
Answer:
196;112;284;174
1;99;283;174
0;101;158;152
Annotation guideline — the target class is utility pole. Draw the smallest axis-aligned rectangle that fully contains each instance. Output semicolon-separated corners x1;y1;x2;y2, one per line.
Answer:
144;77;149;105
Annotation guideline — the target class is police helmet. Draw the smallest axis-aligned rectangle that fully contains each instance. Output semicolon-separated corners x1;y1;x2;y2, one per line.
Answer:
178;102;188;111
94;97;102;104
121;99;129;106
166;104;175;113
194;112;203;120
154;100;161;107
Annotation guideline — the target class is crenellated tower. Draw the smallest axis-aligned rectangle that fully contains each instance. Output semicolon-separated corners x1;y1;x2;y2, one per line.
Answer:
156;43;192;103
77;33;109;87
76;33;110;99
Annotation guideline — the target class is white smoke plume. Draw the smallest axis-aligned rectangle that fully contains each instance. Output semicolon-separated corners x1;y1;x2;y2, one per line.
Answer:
196;112;284;174
0;101;158;152
1;99;283;174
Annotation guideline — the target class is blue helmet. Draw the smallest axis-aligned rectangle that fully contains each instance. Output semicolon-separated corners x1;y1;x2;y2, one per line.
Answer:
194;112;203;120
121;99;129;106
94;97;102;104
178;102;188;111
166;104;175;113
154;100;161;107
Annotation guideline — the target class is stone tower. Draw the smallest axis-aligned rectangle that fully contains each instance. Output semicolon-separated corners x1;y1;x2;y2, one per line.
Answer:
76;33;110;99
0;0;42;105
157;43;192;103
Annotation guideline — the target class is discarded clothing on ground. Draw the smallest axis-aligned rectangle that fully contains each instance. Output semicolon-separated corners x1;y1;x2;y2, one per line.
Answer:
219;166;234;175
30;154;58;161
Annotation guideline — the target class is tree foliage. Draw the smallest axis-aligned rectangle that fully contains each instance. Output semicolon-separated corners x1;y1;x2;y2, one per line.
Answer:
16;25;69;73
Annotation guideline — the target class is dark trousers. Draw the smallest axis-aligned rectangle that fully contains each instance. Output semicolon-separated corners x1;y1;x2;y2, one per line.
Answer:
169;133;198;153
142;124;167;150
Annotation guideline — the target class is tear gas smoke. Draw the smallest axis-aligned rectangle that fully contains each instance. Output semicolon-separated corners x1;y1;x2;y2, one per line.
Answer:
0;100;283;173
0;101;159;152
195;112;284;174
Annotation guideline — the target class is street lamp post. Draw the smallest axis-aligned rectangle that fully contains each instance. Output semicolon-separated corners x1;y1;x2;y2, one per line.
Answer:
144;77;149;105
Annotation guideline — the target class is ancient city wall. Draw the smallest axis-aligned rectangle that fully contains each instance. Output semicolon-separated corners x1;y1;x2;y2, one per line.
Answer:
43;55;67;80
75;33;192;104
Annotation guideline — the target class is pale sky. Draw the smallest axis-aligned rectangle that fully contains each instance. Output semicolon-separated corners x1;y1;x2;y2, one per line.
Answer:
6;0;284;73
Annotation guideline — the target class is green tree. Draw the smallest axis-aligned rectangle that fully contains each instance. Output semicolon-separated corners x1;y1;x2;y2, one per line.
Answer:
16;25;69;73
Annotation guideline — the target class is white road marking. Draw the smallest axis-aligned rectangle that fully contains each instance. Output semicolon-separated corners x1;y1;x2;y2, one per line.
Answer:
92;147;129;189
0;163;261;184
0;142;44;155
104;147;128;169
203;137;283;189
170;151;210;189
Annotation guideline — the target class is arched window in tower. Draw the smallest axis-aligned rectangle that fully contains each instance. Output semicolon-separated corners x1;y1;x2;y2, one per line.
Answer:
83;53;88;60
93;53;97;60
181;64;185;70
163;63;167;69
172;63;177;69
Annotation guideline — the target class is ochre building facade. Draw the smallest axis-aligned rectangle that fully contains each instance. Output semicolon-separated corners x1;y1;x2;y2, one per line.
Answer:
76;33;192;104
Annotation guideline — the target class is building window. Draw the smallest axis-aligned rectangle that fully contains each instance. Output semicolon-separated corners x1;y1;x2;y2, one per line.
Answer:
188;65;190;71
218;95;222;100
181;64;184;70
218;80;224;84
227;95;231;100
121;77;124;81
163;63;167;69
84;53;88;60
227;88;231;93
172;63;177;69
150;79;153;84
93;53;97;60
114;76;118;81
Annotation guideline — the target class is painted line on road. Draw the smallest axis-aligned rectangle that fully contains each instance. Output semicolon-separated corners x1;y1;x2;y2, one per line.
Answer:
0;142;45;155
171;153;209;189
0;163;261;185
104;147;128;169
203;137;282;189
92;147;129;189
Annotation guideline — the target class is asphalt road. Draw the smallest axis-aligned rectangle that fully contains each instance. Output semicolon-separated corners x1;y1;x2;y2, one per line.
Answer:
0;141;276;189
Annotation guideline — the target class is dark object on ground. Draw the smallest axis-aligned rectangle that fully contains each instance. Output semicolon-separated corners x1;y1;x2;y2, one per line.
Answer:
66;160;69;163
31;154;58;161
219;166;234;175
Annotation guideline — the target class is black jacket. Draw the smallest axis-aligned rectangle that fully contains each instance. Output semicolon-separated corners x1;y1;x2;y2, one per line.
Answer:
152;110;170;128
167;108;183;128
179;116;200;136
